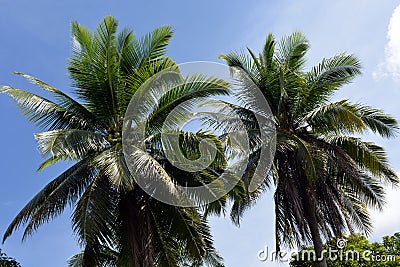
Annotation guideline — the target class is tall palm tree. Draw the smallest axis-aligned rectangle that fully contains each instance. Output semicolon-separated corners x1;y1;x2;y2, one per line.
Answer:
1;16;232;267
219;32;399;267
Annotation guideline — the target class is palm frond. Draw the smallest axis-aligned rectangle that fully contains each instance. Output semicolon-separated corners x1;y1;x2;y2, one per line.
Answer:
218;52;259;85
72;172;118;247
90;145;133;191
355;104;399;137
2;159;94;242
13;72;97;128
302;53;361;112
277;32;309;71
34;129;109;160
69;16;120;124
68;242;118;267
146;74;230;134
134;25;174;67
36;154;66;172
300;100;366;134
0;86;92;130
322;135;398;184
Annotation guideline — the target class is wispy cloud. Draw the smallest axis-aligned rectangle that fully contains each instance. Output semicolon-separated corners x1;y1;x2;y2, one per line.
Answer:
1;201;15;206
373;4;400;82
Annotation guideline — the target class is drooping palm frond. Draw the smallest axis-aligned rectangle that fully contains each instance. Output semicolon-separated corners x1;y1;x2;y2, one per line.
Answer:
2;158;95;242
299;100;367;134
321;135;398;184
149;203;224;267
353;103;398;137
72;171;118;248
300;100;398;136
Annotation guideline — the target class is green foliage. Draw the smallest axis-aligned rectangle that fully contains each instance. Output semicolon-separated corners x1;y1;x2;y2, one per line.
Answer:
1;16;234;267
220;32;399;266
2;16;399;267
291;233;400;266
0;248;21;267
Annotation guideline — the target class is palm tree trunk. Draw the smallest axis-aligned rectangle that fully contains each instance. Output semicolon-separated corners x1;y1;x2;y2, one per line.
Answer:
304;194;328;267
119;190;154;267
308;213;327;267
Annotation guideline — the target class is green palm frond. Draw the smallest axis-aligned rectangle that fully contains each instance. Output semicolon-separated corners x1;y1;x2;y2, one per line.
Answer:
125;144;184;203
262;33;276;72
2;159;94;242
323;135;398;184
134;25;174;67
116;27;136;74
303;100;398;137
302;53;361;112
72;172;118;247
300;100;366;134
150;204;224;267
90;145;133;191
34;129;109;160
0;86;92;130
218;52;260;85
277;32;309;71
339;191;374;234
151;211;179;267
69;16;120;125
36;154;66;172
146;74;230;134
355;104;399;137
13;72;97;127
121;57;178;112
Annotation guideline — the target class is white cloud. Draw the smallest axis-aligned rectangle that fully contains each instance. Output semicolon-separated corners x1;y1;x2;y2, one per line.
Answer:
370;174;400;240
373;4;400;81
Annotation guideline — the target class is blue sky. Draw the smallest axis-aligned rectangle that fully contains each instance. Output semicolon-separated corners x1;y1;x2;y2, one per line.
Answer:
1;1;400;266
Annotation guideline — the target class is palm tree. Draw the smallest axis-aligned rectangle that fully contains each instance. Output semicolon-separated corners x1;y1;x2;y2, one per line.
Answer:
219;32;399;267
1;16;231;267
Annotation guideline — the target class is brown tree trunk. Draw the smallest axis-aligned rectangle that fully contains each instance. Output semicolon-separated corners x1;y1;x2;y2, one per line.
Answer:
119;190;154;267
304;194;328;267
308;212;328;267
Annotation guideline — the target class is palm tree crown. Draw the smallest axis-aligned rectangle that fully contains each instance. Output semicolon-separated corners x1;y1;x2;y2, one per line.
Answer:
220;32;399;267
1;16;232;267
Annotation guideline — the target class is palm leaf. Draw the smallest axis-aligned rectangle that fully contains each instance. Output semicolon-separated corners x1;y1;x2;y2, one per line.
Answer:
13;72;97;128
2;159;94;242
35;129;109;160
0;86;92;130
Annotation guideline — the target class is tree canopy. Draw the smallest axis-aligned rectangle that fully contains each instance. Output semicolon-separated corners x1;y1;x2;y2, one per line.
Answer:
1;16;399;267
220;32;399;267
291;232;400;266
1;16;231;267
0;248;21;267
